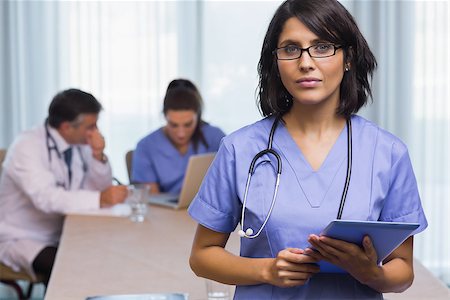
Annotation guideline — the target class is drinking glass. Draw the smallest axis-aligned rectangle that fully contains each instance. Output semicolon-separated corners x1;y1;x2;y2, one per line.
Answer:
126;184;150;222
205;279;230;300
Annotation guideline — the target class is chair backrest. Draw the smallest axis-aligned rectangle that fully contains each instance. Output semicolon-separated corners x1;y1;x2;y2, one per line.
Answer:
0;148;6;176
0;262;44;298
125;150;134;184
0;263;35;281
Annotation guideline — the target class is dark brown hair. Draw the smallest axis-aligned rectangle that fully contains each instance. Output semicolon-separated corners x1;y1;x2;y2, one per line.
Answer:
48;88;102;128
257;0;377;118
163;79;208;152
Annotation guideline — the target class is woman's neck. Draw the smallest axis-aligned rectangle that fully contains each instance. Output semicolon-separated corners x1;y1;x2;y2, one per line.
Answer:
282;102;348;171
163;127;190;155
283;103;346;136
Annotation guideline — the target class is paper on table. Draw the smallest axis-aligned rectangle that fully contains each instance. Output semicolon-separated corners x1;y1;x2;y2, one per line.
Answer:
68;203;132;217
86;293;188;300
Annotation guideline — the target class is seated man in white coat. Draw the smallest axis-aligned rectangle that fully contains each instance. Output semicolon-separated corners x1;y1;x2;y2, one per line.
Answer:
0;88;128;286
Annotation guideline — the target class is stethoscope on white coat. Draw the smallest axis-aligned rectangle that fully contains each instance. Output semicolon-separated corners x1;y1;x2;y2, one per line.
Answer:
238;116;352;239
45;120;87;190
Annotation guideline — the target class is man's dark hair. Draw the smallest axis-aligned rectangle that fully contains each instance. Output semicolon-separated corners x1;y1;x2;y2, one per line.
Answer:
257;0;377;118
48;88;102;128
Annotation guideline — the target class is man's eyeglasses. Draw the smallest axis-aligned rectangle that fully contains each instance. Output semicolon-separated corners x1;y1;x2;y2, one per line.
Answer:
273;43;342;60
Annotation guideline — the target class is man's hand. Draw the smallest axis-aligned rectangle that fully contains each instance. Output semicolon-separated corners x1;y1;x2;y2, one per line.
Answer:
87;129;106;161
100;185;128;208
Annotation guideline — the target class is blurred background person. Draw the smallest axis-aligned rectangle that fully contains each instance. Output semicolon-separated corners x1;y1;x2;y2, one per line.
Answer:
0;88;128;286
131;79;225;194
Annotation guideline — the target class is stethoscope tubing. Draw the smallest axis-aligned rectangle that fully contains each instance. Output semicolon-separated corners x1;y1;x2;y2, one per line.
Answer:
240;170;281;239
337;118;352;220
239;116;352;239
45;122;87;190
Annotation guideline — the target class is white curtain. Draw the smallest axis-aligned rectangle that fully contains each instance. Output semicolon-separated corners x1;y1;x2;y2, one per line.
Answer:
0;1;64;144
409;0;449;283
1;0;449;285
343;0;450;283
0;0;191;183
59;1;185;183
199;1;281;131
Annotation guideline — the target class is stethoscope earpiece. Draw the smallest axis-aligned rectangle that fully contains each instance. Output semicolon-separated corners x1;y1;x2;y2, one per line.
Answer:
238;228;255;238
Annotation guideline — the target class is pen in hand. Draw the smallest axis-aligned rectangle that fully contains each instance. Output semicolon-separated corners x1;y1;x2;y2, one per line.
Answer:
112;177;123;185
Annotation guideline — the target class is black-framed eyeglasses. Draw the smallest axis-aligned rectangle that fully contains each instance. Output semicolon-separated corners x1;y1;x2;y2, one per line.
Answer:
273;43;343;60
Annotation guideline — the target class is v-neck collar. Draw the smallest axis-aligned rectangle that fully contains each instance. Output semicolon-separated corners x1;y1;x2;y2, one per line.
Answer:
270;117;349;208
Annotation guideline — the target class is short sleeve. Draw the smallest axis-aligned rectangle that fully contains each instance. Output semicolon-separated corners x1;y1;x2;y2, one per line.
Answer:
379;143;428;234
210;128;226;151
188;141;241;233
131;139;157;183
203;125;226;152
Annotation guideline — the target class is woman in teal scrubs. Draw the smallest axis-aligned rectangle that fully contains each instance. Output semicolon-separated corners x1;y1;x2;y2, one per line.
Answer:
188;1;427;299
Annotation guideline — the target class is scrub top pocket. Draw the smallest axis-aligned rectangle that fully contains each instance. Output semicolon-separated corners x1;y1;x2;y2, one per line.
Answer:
241;158;277;237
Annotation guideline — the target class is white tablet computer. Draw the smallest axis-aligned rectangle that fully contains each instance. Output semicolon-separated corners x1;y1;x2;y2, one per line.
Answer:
317;220;419;273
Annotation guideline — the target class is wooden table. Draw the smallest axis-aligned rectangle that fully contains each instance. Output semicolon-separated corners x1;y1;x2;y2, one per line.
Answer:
45;206;449;300
384;259;450;300
45;206;239;300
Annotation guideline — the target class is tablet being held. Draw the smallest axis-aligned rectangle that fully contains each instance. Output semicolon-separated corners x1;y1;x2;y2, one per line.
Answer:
188;0;427;299
310;220;420;273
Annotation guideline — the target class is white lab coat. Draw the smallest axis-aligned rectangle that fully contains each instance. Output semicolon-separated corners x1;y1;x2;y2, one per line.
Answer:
0;124;112;277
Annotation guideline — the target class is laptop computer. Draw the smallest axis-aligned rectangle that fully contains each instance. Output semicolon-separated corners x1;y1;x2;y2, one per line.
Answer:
147;153;215;209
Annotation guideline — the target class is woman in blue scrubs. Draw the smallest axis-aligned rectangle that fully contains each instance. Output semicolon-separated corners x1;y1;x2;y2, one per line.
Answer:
132;79;225;194
188;1;427;299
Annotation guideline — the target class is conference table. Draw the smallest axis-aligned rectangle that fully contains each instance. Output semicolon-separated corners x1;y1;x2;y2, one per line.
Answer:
45;205;450;300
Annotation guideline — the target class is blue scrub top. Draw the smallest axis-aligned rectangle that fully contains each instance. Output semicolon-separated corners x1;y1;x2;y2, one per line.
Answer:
189;115;427;300
132;123;225;193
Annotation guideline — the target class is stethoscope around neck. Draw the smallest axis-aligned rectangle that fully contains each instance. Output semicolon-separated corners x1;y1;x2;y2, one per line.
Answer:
45;119;87;189
238;116;353;239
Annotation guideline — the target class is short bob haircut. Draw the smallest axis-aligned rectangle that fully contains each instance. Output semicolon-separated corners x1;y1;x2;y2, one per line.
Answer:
48;88;102;128
163;78;208;152
257;0;377;118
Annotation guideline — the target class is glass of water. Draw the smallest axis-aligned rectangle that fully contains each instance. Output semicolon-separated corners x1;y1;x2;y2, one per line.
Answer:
126;184;150;222
205;279;230;300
